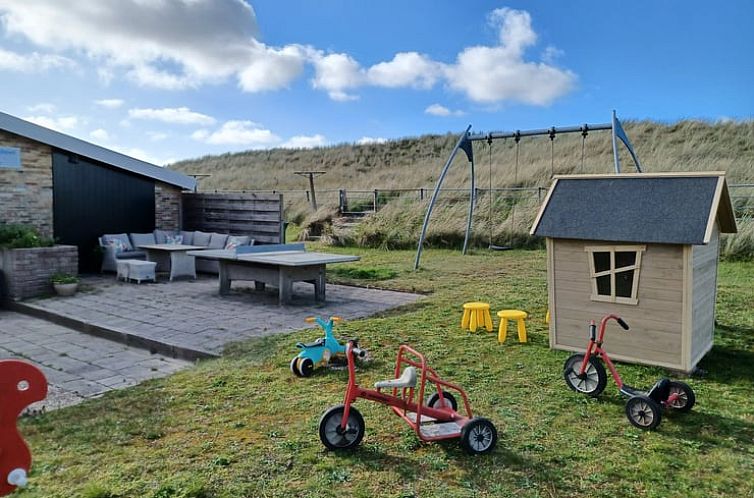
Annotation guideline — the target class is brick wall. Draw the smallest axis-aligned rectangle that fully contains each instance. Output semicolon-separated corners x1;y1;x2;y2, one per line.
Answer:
0;245;78;300
0;130;54;238
155;182;182;230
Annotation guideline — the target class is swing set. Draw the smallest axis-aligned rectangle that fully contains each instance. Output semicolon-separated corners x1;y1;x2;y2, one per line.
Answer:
414;111;643;270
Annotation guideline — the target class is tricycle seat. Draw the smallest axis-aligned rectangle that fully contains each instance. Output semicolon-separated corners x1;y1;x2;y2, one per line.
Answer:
297;338;325;349
375;367;417;389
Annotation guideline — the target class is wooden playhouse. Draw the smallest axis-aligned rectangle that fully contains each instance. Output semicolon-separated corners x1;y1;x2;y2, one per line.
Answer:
530;172;737;372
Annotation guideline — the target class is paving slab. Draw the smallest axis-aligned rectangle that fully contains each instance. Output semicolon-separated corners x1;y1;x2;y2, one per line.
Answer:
18;275;422;359
0;311;192;412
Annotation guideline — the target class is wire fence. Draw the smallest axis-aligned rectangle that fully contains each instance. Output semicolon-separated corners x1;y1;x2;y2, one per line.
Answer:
202;184;754;220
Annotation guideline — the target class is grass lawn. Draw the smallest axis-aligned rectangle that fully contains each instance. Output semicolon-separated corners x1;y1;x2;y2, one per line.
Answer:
18;247;754;498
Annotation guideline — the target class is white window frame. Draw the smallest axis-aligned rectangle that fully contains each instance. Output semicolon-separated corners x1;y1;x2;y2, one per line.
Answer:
584;245;646;305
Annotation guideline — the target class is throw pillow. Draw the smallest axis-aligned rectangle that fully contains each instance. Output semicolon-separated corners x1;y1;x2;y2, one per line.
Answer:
225;235;251;250
107;238;127;253
209;232;228;249
166;234;184;245
193;231;211;247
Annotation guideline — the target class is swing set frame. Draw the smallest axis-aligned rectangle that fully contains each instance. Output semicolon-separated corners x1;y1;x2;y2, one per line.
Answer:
414;110;643;270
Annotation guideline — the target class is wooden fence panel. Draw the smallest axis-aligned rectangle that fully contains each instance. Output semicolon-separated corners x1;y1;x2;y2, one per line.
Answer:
182;193;283;244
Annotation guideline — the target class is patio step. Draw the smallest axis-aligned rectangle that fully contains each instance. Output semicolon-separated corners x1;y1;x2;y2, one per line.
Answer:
9;301;216;362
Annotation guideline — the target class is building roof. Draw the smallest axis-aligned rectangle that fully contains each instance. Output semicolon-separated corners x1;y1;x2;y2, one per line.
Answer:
530;172;737;245
0;111;195;190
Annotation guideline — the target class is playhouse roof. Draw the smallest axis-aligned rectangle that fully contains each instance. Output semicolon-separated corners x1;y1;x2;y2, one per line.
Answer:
0;111;195;190
530;172;737;245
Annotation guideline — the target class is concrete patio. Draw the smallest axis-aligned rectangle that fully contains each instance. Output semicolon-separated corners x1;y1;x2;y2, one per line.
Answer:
16;275;423;360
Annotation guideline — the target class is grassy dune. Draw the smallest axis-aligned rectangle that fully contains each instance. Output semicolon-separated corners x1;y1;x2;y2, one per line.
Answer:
172;120;754;257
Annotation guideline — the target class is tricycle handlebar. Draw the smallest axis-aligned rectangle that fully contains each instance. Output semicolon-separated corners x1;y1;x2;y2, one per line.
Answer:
616;317;630;330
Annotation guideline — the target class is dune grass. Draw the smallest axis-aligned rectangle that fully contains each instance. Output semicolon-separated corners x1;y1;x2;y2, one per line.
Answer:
17;246;754;498
173;119;754;257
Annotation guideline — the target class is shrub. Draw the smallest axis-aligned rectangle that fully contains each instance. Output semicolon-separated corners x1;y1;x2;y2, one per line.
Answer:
51;273;79;284
0;224;54;249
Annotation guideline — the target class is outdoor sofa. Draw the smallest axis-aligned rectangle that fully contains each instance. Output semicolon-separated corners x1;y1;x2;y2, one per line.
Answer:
99;230;253;273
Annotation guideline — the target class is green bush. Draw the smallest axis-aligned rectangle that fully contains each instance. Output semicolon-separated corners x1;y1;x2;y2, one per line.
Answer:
51;273;79;284
0;224;54;249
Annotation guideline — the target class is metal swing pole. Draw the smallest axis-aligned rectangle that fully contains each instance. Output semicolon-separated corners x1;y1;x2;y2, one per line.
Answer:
414;125;473;270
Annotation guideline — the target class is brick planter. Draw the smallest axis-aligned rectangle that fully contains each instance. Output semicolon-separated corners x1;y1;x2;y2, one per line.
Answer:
0;245;78;301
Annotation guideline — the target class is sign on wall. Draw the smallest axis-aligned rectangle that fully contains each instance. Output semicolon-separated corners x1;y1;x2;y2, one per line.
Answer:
0;146;21;169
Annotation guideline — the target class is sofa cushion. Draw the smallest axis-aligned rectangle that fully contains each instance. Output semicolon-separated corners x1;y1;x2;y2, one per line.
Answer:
130;232;156;248
225;235;251;250
154;229;172;244
193;231;211;247
180;231;194;245
115;250;146;259
209;233;229;249
102;233;132;251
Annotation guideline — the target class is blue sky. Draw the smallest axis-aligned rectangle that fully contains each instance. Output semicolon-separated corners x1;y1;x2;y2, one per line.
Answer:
0;1;752;165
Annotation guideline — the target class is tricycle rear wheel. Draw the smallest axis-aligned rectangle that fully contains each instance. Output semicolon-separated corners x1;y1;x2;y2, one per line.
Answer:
667;381;695;412
625;395;662;430
298;358;315;377
426;391;458;411
460;418;497;455
319;405;365;450
290;357;303;377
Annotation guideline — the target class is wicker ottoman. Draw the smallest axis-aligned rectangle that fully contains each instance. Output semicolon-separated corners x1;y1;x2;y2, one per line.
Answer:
122;260;157;284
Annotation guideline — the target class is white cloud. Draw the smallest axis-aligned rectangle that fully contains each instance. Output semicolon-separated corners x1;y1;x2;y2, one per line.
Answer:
147;131;168;142
542;46;564;64
128;107;215;126
282;134;327;149
192;120;280;147
0;48;74;72
310;52;364;101
110;145;174;166
89;128;110;142
357;136;387;145
94;98;125;109
24;115;78;132
425;104;464;117
238;43;307;92
305;8;574;105
0;3;575;106
366;52;442;89
443;8;576;104
28;103;56;113
0;0;306;92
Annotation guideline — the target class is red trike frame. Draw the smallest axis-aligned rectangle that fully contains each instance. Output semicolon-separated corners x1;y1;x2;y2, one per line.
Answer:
577;314;681;406
340;343;472;441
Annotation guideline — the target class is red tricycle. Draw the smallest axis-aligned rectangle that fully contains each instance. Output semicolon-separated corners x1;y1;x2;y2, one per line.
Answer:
563;314;696;430
318;342;498;454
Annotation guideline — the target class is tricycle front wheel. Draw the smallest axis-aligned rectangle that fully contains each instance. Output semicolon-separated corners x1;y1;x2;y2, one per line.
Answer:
563;354;607;397
319;405;365;450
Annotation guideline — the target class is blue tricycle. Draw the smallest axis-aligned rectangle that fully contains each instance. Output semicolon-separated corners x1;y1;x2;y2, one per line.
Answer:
291;316;361;377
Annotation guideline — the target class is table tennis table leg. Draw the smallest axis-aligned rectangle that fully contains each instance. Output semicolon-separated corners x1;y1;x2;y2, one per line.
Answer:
219;264;231;295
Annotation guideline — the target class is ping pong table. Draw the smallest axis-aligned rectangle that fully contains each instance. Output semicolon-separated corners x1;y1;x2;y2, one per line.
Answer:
187;243;360;305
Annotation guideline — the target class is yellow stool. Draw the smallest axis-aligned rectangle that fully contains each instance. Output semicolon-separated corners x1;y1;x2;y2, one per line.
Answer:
461;302;493;333
497;310;528;343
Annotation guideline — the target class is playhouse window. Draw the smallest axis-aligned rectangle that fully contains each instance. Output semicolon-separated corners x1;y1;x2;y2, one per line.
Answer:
585;245;646;305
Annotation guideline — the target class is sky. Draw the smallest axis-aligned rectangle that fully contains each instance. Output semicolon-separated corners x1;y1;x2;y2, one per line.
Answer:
0;0;752;165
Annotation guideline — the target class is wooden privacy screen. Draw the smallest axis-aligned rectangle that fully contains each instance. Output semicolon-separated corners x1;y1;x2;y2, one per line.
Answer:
182;192;283;244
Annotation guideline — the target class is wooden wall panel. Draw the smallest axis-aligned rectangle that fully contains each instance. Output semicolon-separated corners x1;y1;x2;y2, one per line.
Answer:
551;239;685;369
182;192;283;244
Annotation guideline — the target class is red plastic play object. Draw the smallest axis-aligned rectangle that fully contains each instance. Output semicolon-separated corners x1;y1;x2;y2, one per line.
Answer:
0;360;47;496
